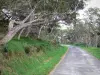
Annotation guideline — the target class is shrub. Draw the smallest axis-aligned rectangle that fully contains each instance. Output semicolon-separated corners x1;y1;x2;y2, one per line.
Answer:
74;43;87;47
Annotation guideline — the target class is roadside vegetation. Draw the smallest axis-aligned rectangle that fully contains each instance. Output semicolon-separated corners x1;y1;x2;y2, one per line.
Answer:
0;37;67;75
73;43;100;60
82;47;100;59
1;0;100;74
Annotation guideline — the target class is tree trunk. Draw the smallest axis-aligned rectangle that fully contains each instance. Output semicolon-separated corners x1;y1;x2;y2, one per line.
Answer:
0;28;20;44
25;26;31;37
18;28;26;40
38;26;44;38
95;34;98;47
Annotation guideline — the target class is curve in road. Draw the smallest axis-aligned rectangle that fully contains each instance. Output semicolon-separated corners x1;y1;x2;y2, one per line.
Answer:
50;46;100;75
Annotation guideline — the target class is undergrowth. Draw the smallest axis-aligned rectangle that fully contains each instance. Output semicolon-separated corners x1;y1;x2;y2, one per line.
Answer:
1;37;67;75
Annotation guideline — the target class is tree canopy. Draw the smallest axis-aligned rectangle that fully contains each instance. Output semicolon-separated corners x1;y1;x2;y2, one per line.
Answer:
0;0;87;44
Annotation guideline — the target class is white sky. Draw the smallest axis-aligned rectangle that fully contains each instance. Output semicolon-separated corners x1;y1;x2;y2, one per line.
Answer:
78;0;100;18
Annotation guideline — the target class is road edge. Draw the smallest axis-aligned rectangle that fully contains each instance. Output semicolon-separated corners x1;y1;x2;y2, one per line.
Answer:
48;47;69;75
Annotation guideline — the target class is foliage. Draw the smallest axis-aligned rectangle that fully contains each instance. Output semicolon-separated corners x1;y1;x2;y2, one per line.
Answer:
0;0;87;44
73;43;87;47
62;7;100;47
1;37;67;75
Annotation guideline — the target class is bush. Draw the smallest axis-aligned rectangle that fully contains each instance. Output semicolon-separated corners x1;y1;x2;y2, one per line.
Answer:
74;43;87;47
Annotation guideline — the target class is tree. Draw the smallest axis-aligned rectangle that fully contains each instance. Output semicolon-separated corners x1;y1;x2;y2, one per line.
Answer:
84;8;100;47
0;0;86;44
63;7;100;47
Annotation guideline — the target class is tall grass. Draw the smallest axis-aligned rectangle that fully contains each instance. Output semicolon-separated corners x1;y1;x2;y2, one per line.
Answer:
2;37;67;75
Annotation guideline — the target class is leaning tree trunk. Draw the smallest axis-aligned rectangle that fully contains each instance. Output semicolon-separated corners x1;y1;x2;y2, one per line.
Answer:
0;1;42;45
18;28;26;40
0;27;21;44
0;19;45;45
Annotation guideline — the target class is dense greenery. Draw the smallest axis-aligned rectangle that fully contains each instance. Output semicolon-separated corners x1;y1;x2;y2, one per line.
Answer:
1;37;67;75
73;43;87;47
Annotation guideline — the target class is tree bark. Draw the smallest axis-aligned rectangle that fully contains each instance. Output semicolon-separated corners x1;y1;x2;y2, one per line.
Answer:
18;28;26;40
25;26;32;37
0;19;45;44
38;26;44;38
0;28;20;44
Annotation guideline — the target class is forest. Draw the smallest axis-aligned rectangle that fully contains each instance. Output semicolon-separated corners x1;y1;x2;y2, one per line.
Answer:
0;0;100;75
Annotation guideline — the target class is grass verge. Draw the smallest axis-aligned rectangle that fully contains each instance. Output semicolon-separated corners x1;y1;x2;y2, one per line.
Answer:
70;43;100;60
1;37;67;75
81;47;100;59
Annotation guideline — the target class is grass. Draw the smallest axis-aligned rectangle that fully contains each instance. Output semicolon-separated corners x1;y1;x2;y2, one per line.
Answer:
1;37;67;75
70;43;100;60
81;47;100;59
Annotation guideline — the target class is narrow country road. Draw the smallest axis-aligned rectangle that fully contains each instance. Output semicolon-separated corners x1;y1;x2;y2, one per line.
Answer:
50;46;100;75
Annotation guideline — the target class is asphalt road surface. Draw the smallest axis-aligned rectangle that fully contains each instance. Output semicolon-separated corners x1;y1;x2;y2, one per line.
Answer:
50;46;100;75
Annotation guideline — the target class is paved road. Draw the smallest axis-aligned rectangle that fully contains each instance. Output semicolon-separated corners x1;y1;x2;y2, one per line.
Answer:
50;46;100;75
